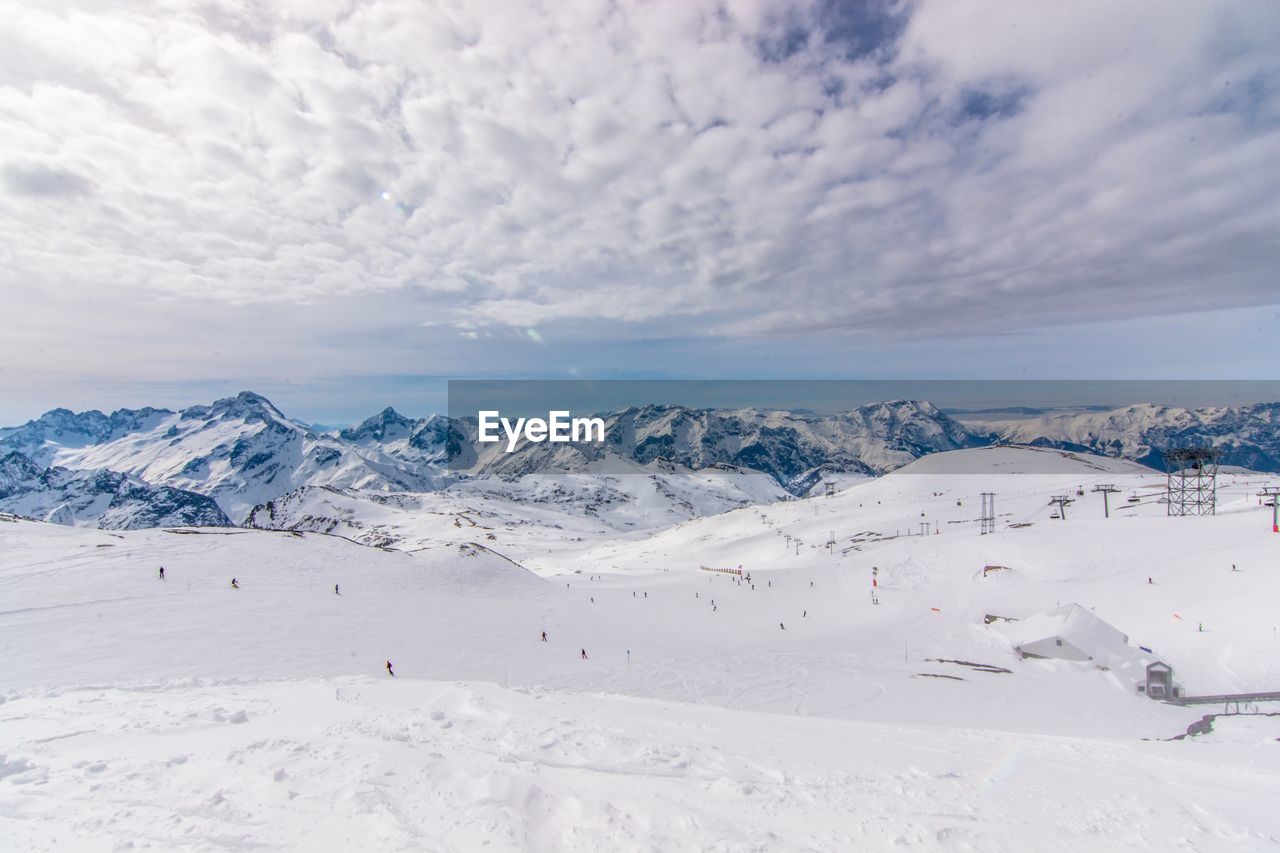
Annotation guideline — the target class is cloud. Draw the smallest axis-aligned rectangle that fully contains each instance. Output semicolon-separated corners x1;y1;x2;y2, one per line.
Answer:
0;0;1278;396
2;161;94;197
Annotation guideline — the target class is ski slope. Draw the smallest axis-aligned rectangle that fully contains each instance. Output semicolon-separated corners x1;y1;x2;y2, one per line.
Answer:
3;446;1280;850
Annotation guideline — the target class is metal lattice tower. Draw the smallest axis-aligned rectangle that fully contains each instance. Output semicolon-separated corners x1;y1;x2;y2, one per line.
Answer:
980;492;996;535
1049;495;1072;520
1164;447;1220;516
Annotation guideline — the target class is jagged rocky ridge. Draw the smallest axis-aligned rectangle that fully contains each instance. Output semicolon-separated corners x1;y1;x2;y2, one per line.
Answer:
4;393;1280;531
974;403;1280;472
0;450;231;529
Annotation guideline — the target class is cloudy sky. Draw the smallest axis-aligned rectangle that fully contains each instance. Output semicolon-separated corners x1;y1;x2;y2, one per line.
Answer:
1;0;1278;424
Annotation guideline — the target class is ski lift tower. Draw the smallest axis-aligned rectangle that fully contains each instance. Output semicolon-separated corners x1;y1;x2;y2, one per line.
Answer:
1164;447;1220;517
980;492;996;535
1092;484;1120;518
1258;487;1280;533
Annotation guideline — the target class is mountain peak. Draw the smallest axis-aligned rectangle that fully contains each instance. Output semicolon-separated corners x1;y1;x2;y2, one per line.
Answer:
203;391;289;424
340;406;415;443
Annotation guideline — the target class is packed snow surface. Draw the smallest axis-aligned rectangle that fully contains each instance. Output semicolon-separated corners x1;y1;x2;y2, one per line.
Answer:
2;446;1280;851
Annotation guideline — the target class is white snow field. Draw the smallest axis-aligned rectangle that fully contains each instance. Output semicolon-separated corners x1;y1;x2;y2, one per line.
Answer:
3;446;1280;851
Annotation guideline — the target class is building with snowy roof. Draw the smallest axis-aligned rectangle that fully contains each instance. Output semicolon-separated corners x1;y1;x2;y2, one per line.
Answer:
1009;603;1132;663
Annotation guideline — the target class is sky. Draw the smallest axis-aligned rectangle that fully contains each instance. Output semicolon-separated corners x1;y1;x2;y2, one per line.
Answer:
1;0;1279;425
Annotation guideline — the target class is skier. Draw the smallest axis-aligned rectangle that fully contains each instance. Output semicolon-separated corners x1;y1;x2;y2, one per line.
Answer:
803;610;807;618
1198;623;1204;633
541;631;547;642
1148;576;1153;585
581;648;588;660
779;622;786;630
386;660;395;677
158;566;165;580
334;584;340;595
230;578;239;589
626;649;630;662
1232;563;1239;572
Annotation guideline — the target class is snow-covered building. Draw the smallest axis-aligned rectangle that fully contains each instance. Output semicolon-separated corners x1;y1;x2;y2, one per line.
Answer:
1138;661;1183;700
1009;603;1132;663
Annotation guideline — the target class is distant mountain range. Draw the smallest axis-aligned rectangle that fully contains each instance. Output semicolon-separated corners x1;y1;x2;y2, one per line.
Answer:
0;450;230;529
966;403;1280;472
2;391;1278;529
0;393;449;525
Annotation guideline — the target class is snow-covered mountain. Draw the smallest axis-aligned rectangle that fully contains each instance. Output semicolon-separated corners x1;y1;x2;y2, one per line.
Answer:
338;408;462;471
7;393;1280;532
0;392;450;524
452;400;983;491
0;396;986;528
0;450;230;529
245;457;792;554
975;402;1280;471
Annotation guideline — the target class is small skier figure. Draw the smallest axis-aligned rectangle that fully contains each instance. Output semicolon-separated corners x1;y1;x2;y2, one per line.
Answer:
779;622;786;630
334;584;340;595
230;578;239;589
1148;576;1153;585
158;566;165;580
803;610;807;618
581;648;588;660
626;649;630;663
644;592;647;598
541;631;548;642
386;660;395;677
1198;623;1204;632
1232;563;1239;572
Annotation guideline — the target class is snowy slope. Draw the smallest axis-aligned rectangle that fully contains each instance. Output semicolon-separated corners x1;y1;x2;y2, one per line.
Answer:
4;445;1280;850
244;456;791;555
6;677;1279;853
